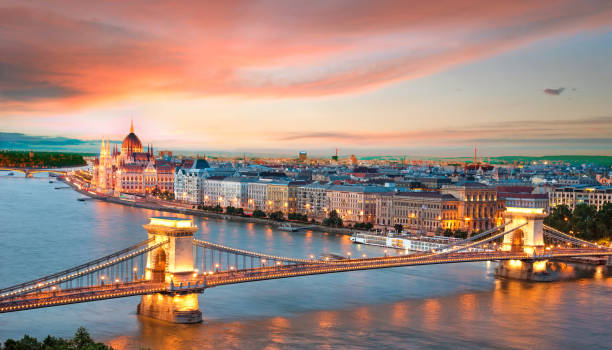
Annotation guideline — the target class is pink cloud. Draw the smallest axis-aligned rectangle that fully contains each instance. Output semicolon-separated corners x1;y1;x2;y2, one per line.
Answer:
1;0;611;111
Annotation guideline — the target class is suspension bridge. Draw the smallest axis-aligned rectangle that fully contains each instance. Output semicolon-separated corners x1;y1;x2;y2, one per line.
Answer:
0;208;610;323
0;167;67;178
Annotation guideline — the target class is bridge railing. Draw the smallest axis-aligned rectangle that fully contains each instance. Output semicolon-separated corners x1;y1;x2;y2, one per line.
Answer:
192;239;325;274
0;238;168;299
542;225;601;248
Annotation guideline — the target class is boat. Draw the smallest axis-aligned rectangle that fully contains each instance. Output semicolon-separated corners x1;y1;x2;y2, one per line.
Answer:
350;232;461;252
7;172;13;176
279;223;316;232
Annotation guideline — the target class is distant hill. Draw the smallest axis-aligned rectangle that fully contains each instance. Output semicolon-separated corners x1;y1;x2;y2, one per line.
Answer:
0;132;102;153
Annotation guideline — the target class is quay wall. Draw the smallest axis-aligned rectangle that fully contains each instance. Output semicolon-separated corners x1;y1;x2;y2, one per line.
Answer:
61;178;357;236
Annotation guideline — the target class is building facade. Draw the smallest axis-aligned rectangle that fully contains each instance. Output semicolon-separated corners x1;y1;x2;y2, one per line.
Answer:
247;180;271;211
549;185;612;210
92;121;173;196
376;192;462;233
297;182;330;219
174;159;211;204
326;185;389;224
441;182;500;232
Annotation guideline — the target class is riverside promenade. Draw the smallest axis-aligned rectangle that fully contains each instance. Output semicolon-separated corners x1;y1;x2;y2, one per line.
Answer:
61;176;356;236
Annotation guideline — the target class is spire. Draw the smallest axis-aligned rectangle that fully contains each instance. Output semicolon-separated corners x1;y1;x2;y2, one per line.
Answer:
130;119;134;133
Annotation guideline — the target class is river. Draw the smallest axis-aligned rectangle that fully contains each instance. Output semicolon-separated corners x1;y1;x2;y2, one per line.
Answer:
0;174;610;349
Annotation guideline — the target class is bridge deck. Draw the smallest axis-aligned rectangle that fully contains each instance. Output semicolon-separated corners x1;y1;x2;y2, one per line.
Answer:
1;248;609;314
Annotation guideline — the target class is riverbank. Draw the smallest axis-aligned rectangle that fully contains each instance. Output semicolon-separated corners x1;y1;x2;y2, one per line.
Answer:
61;177;358;236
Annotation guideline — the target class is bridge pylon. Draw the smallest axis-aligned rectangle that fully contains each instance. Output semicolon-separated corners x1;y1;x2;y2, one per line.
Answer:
137;217;202;323
501;207;546;255
497;206;552;280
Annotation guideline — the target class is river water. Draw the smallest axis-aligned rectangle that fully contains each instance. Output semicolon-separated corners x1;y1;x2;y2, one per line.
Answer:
0;175;610;349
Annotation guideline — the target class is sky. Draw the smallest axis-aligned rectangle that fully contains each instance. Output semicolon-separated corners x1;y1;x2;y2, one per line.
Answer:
1;0;612;156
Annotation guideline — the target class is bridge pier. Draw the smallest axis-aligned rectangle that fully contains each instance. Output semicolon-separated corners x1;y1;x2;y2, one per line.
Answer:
495;260;556;282
137;217;202;323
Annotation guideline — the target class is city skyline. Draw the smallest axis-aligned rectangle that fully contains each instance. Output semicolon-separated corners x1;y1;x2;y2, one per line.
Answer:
1;1;612;155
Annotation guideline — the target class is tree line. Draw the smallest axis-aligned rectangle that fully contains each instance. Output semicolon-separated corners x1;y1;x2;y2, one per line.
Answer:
0;150;86;168
1;327;114;350
544;203;612;244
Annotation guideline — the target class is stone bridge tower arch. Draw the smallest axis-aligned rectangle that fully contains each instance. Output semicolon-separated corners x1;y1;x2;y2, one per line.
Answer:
138;217;202;323
501;207;546;254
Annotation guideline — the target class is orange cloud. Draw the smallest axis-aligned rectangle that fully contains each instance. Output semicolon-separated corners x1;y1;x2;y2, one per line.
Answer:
1;0;612;112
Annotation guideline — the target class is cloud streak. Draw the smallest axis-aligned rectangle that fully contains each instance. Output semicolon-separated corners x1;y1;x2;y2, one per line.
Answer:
1;0;611;111
544;87;565;95
273;116;612;147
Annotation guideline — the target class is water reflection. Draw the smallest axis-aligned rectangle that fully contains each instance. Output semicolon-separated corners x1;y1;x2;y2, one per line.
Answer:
0;177;610;350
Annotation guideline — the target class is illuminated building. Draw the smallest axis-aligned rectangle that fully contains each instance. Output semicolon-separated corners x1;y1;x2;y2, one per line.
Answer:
297;182;331;219
440;182;501;232
549;185;612;210
92;121;173;195
247;180;271;211
376;192;462;232
326;185;389;224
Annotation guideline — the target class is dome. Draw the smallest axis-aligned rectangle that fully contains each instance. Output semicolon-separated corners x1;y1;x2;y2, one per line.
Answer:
121;120;143;153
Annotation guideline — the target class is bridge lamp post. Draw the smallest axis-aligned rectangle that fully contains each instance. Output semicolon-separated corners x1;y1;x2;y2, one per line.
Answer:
215;263;219;272
261;259;266;267
347;252;351;259
362;254;366;258
384;249;388;257
309;254;315;260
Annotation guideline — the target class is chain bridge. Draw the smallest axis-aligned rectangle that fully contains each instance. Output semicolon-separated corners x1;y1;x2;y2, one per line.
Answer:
0;210;610;323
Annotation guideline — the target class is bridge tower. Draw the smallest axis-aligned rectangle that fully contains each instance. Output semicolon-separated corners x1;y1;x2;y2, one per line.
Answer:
501;207;547;255
137;217;202;323
497;203;552;281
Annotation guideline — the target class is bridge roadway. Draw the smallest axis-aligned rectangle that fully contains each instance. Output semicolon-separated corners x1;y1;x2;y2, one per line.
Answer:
0;167;67;176
1;248;610;313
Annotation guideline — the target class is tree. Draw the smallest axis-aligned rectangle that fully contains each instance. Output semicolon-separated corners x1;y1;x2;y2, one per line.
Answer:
322;210;343;227
73;327;94;349
394;224;403;234
252;209;266;218
269;211;285;221
1;327;112;350
544;204;572;233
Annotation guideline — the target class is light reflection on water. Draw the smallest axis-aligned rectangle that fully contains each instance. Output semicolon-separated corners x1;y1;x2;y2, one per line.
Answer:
0;176;610;349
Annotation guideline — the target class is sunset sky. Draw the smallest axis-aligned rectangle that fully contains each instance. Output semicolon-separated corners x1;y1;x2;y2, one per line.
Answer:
1;0;612;156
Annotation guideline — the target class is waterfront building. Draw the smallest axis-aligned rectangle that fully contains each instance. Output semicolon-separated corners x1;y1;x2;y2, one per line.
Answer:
247;180;271;211
92;121;173;196
549;185;612;210
326;185;389;224
266;181;290;213
297;182;331;219
440;182;501;232
202;177;251;208
375;192;462;233
174;159;211;204
201;176;226;206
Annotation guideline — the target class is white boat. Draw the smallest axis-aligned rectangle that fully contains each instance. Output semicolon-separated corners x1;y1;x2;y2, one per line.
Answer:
350;233;457;252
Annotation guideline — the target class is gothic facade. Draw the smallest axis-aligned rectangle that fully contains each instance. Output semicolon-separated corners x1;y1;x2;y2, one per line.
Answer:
92;121;174;195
